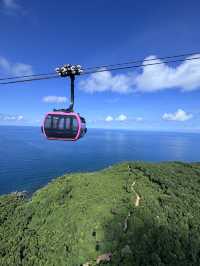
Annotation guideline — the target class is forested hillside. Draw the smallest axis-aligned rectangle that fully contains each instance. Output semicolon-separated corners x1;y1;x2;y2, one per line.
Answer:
1;161;200;266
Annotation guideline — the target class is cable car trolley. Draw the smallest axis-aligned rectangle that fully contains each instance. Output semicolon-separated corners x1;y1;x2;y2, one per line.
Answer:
42;65;87;141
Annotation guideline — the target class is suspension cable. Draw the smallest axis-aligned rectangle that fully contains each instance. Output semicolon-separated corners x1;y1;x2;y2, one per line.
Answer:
83;51;200;71
0;75;58;85
83;55;200;75
0;72;55;82
0;53;200;85
0;51;199;82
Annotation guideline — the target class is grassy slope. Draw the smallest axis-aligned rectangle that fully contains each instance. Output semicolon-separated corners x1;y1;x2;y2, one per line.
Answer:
1;161;200;266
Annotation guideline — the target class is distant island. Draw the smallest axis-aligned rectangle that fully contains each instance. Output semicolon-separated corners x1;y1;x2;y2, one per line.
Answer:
1;161;200;266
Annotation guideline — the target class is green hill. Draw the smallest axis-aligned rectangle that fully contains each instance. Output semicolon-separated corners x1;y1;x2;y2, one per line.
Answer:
1;161;200;266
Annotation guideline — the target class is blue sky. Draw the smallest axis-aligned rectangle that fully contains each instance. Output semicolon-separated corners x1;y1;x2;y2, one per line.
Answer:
1;0;200;131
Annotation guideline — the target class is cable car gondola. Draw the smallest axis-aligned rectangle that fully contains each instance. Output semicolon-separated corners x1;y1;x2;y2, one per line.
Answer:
42;65;87;141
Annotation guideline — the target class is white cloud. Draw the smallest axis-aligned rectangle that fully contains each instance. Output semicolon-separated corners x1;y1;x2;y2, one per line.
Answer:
162;109;193;122
0;113;24;121
105;114;143;123
12;63;33;76
116;114;127;121
80;69;134;94
0;56;33;76
0;57;10;72
17;115;24;121
2;0;19;9
43;96;68;103
135;54;200;92
135;117;143;122
80;54;200;93
105;116;114;122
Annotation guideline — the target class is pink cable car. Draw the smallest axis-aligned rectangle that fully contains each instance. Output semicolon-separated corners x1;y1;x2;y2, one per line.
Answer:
42;65;87;141
42;111;86;141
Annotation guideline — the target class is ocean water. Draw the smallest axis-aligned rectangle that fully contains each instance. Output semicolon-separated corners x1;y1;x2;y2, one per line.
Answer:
0;126;200;195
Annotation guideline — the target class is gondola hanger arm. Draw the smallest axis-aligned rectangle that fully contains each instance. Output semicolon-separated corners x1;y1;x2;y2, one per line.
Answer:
54;64;83;112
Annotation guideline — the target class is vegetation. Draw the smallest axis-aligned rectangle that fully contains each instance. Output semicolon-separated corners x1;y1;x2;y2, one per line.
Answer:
1;161;200;265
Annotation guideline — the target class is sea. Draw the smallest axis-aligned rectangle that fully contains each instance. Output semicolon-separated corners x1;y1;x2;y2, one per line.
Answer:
0;126;200;195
